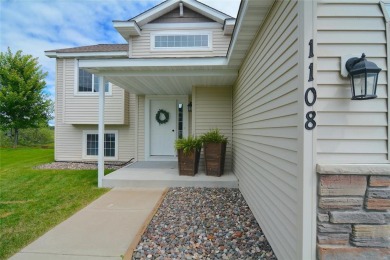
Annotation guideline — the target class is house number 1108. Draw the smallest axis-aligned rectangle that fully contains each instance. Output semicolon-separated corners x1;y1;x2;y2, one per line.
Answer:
305;39;316;130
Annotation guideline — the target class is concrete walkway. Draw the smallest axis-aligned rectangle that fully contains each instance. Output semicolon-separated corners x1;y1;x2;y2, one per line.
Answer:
10;188;167;260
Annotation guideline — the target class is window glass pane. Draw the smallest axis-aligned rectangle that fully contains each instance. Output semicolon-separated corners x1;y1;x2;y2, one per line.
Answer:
79;68;93;92
178;103;183;139
87;134;98;155
201;35;208;46
94;76;110;93
154;34;209;48
86;133;115;157
79;68;109;93
104;133;115;157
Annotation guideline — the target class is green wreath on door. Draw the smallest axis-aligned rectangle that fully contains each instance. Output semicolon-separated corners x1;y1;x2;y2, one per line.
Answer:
155;109;169;125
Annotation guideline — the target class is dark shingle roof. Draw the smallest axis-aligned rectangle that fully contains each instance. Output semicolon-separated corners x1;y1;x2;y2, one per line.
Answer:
47;44;128;53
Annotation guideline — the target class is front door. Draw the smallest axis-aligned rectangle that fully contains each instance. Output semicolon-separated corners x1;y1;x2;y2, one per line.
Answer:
150;99;177;156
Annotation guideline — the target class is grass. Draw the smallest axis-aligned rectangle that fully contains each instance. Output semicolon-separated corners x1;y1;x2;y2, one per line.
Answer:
0;147;110;259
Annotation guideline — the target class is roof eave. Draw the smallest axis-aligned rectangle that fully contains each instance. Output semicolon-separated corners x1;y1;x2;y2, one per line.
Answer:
113;20;141;40
223;18;236;35
44;51;129;59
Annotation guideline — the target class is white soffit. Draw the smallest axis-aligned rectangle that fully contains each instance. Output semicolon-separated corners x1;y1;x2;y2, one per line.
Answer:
79;58;237;95
227;0;275;67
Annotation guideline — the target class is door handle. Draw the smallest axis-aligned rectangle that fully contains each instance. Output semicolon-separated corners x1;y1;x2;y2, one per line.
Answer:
172;129;175;132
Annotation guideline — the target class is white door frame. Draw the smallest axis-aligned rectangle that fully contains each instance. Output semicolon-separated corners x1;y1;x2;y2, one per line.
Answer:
145;95;189;161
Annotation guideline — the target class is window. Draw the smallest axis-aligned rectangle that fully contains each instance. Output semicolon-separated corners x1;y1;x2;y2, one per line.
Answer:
151;32;211;50
83;131;118;159
78;68;110;93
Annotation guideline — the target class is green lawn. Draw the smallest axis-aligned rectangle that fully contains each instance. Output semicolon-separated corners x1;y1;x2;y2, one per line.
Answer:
0;148;109;259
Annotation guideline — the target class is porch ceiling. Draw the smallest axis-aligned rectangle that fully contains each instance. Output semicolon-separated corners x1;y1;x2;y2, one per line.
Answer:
80;59;238;95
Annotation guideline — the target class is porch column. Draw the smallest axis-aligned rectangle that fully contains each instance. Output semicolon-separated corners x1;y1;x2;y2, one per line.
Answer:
98;76;105;187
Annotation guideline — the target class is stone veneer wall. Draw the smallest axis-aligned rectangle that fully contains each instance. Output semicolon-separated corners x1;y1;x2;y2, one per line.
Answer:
316;165;390;260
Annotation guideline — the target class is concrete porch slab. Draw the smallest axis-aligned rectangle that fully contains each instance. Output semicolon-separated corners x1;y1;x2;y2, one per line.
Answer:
102;161;238;188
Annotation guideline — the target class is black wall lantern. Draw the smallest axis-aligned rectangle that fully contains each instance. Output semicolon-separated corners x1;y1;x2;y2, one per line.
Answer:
345;53;381;100
187;102;192;112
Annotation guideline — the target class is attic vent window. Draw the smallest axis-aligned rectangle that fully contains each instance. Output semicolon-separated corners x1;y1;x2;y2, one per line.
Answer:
152;32;211;50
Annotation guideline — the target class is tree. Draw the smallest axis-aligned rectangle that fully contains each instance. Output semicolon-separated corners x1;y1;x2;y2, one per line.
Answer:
0;48;53;147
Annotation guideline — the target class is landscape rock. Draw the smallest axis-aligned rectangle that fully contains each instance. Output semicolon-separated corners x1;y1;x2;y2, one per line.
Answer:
132;188;276;259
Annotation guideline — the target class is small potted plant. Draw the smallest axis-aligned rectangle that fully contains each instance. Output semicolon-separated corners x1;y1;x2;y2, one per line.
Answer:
175;136;202;176
200;129;228;177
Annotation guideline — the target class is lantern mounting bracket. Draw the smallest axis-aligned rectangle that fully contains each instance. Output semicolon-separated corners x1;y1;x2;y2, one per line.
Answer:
345;53;366;73
340;54;360;77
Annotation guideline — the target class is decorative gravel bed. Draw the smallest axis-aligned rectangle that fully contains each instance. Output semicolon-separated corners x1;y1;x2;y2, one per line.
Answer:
35;161;129;170
133;188;276;260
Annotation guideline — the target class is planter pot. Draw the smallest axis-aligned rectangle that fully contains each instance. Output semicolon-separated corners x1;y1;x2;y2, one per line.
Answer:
203;142;227;177
178;148;201;176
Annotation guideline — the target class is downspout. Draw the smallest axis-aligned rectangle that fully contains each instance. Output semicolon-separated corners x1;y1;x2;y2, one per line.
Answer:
98;76;105;187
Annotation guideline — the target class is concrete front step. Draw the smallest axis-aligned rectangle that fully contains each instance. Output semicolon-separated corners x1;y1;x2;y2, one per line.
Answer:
102;161;238;188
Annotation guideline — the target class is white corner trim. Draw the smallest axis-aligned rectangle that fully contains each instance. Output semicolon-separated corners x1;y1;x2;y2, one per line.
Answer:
316;164;390;175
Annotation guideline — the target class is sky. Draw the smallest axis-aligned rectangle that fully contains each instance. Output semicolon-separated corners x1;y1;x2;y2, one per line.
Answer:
0;0;241;124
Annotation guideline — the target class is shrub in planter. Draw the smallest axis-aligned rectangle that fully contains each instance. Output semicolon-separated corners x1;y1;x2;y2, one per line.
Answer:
175;136;202;176
200;129;228;177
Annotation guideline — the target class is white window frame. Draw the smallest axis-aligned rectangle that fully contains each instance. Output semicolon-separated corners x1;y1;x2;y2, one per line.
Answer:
74;60;112;96
82;130;118;160
150;31;213;52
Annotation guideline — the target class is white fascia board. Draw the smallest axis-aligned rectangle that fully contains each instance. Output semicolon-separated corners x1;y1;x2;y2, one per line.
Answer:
44;51;128;58
181;0;230;24
93;69;238;77
45;51;58;58
226;0;249;63
134;0;179;26
142;22;222;30
223;19;236;35
79;57;229;69
113;21;141;39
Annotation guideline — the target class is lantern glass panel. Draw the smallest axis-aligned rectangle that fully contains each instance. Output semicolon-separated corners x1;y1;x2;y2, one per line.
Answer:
352;73;366;96
366;73;378;96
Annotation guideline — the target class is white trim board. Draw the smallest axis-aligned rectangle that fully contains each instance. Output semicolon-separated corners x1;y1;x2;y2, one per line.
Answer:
45;51;128;58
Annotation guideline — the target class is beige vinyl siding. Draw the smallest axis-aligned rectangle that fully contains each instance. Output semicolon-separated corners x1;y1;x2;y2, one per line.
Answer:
62;59;127;125
193;86;232;171
137;95;145;161
316;2;389;163
55;59;135;162
232;1;299;260
131;28;231;58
